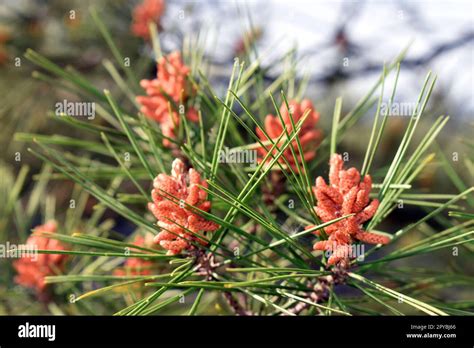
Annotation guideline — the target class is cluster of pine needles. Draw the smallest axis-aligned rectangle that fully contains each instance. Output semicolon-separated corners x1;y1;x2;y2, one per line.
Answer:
1;7;473;316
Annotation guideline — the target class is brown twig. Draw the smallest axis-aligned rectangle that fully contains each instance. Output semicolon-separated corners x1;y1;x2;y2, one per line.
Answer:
223;292;253;316
285;263;348;315
192;249;254;316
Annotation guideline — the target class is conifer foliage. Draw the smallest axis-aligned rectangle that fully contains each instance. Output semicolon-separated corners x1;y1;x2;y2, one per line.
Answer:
2;0;473;316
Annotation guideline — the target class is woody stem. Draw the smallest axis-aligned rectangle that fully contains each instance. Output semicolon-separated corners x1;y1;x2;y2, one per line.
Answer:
223;292;253;316
285;265;348;315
